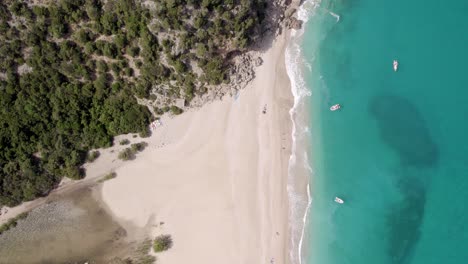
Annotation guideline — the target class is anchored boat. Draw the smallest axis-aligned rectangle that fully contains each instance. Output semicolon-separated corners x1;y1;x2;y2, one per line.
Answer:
334;197;344;204
330;104;341;111
393;60;398;71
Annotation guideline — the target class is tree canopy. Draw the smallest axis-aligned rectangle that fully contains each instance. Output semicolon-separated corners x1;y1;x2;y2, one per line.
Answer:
0;0;268;206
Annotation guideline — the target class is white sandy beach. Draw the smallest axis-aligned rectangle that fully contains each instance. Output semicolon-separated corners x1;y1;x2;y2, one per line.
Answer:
101;32;293;264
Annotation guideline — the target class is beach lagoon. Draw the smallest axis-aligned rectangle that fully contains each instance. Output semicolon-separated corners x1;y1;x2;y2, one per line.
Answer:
0;187;148;263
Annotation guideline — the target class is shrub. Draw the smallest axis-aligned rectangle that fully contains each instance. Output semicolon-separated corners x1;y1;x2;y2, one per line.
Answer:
130;238;157;264
153;107;164;115
110;63;121;74
136;255;157;264
111;82;121;92
96;60;107;72
118;148;134;161
131;142;148;152
86;150;100;162
170;106;183;115
153;235;173;252
135;59;143;68
124;67;133;76
0;212;29;235
149;94;157;101
65;167;85;180
119;139;130;145
196;43;207;58
117;142;147;161
128;46;140;57
139;128;151;138
162;106;171;113
97;172;117;183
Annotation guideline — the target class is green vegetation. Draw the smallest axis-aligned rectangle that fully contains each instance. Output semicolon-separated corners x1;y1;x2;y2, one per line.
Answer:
118;148;135;161
133;255;157;264
0;0;268;206
135;239;157;264
131;142;148;152
119;139;130;145
86;150;101;162
0;211;29;235
153;234;173;253
170;106;183;115
118;141;147;161
108;238;156;264
97;171;117;183
139;128;151;138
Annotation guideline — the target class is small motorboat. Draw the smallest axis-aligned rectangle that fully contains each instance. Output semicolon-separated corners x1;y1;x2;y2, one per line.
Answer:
393;60;398;72
334;197;344;204
330;104;341;111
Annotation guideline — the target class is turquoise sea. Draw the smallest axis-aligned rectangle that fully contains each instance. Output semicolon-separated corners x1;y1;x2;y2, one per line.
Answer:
294;0;468;263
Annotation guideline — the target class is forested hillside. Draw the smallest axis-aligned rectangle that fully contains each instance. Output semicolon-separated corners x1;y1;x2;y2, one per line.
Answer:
0;0;268;206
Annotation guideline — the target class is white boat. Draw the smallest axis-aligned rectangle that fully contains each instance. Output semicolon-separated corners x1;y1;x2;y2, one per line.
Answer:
334;197;344;204
393;60;398;71
330;104;341;111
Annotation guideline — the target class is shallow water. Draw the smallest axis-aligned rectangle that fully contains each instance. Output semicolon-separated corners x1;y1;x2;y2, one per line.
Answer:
297;0;468;263
0;187;143;264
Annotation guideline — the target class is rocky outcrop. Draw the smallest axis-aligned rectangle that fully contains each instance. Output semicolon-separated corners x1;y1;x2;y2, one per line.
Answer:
229;54;256;89
254;57;263;67
187;53;259;106
286;16;303;30
190;0;301;107
148;0;301;111
175;99;186;108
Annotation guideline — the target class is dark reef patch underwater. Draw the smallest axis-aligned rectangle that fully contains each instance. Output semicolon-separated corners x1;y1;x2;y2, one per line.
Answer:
370;94;438;264
369;94;439;169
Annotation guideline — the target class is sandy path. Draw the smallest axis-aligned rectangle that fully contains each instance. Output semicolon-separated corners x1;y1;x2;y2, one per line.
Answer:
101;31;293;264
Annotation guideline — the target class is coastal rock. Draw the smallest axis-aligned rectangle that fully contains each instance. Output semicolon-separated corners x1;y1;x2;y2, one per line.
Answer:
255;57;263;67
145;0;297;109
230;54;255;86
287;17;303;30
175;99;186;109
285;8;297;18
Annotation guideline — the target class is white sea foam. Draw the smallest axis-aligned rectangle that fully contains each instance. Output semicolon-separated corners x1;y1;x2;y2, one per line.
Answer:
297;150;313;264
285;1;319;264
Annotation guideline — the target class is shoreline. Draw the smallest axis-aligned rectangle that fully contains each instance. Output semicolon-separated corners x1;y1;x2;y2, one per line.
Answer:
285;1;316;263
